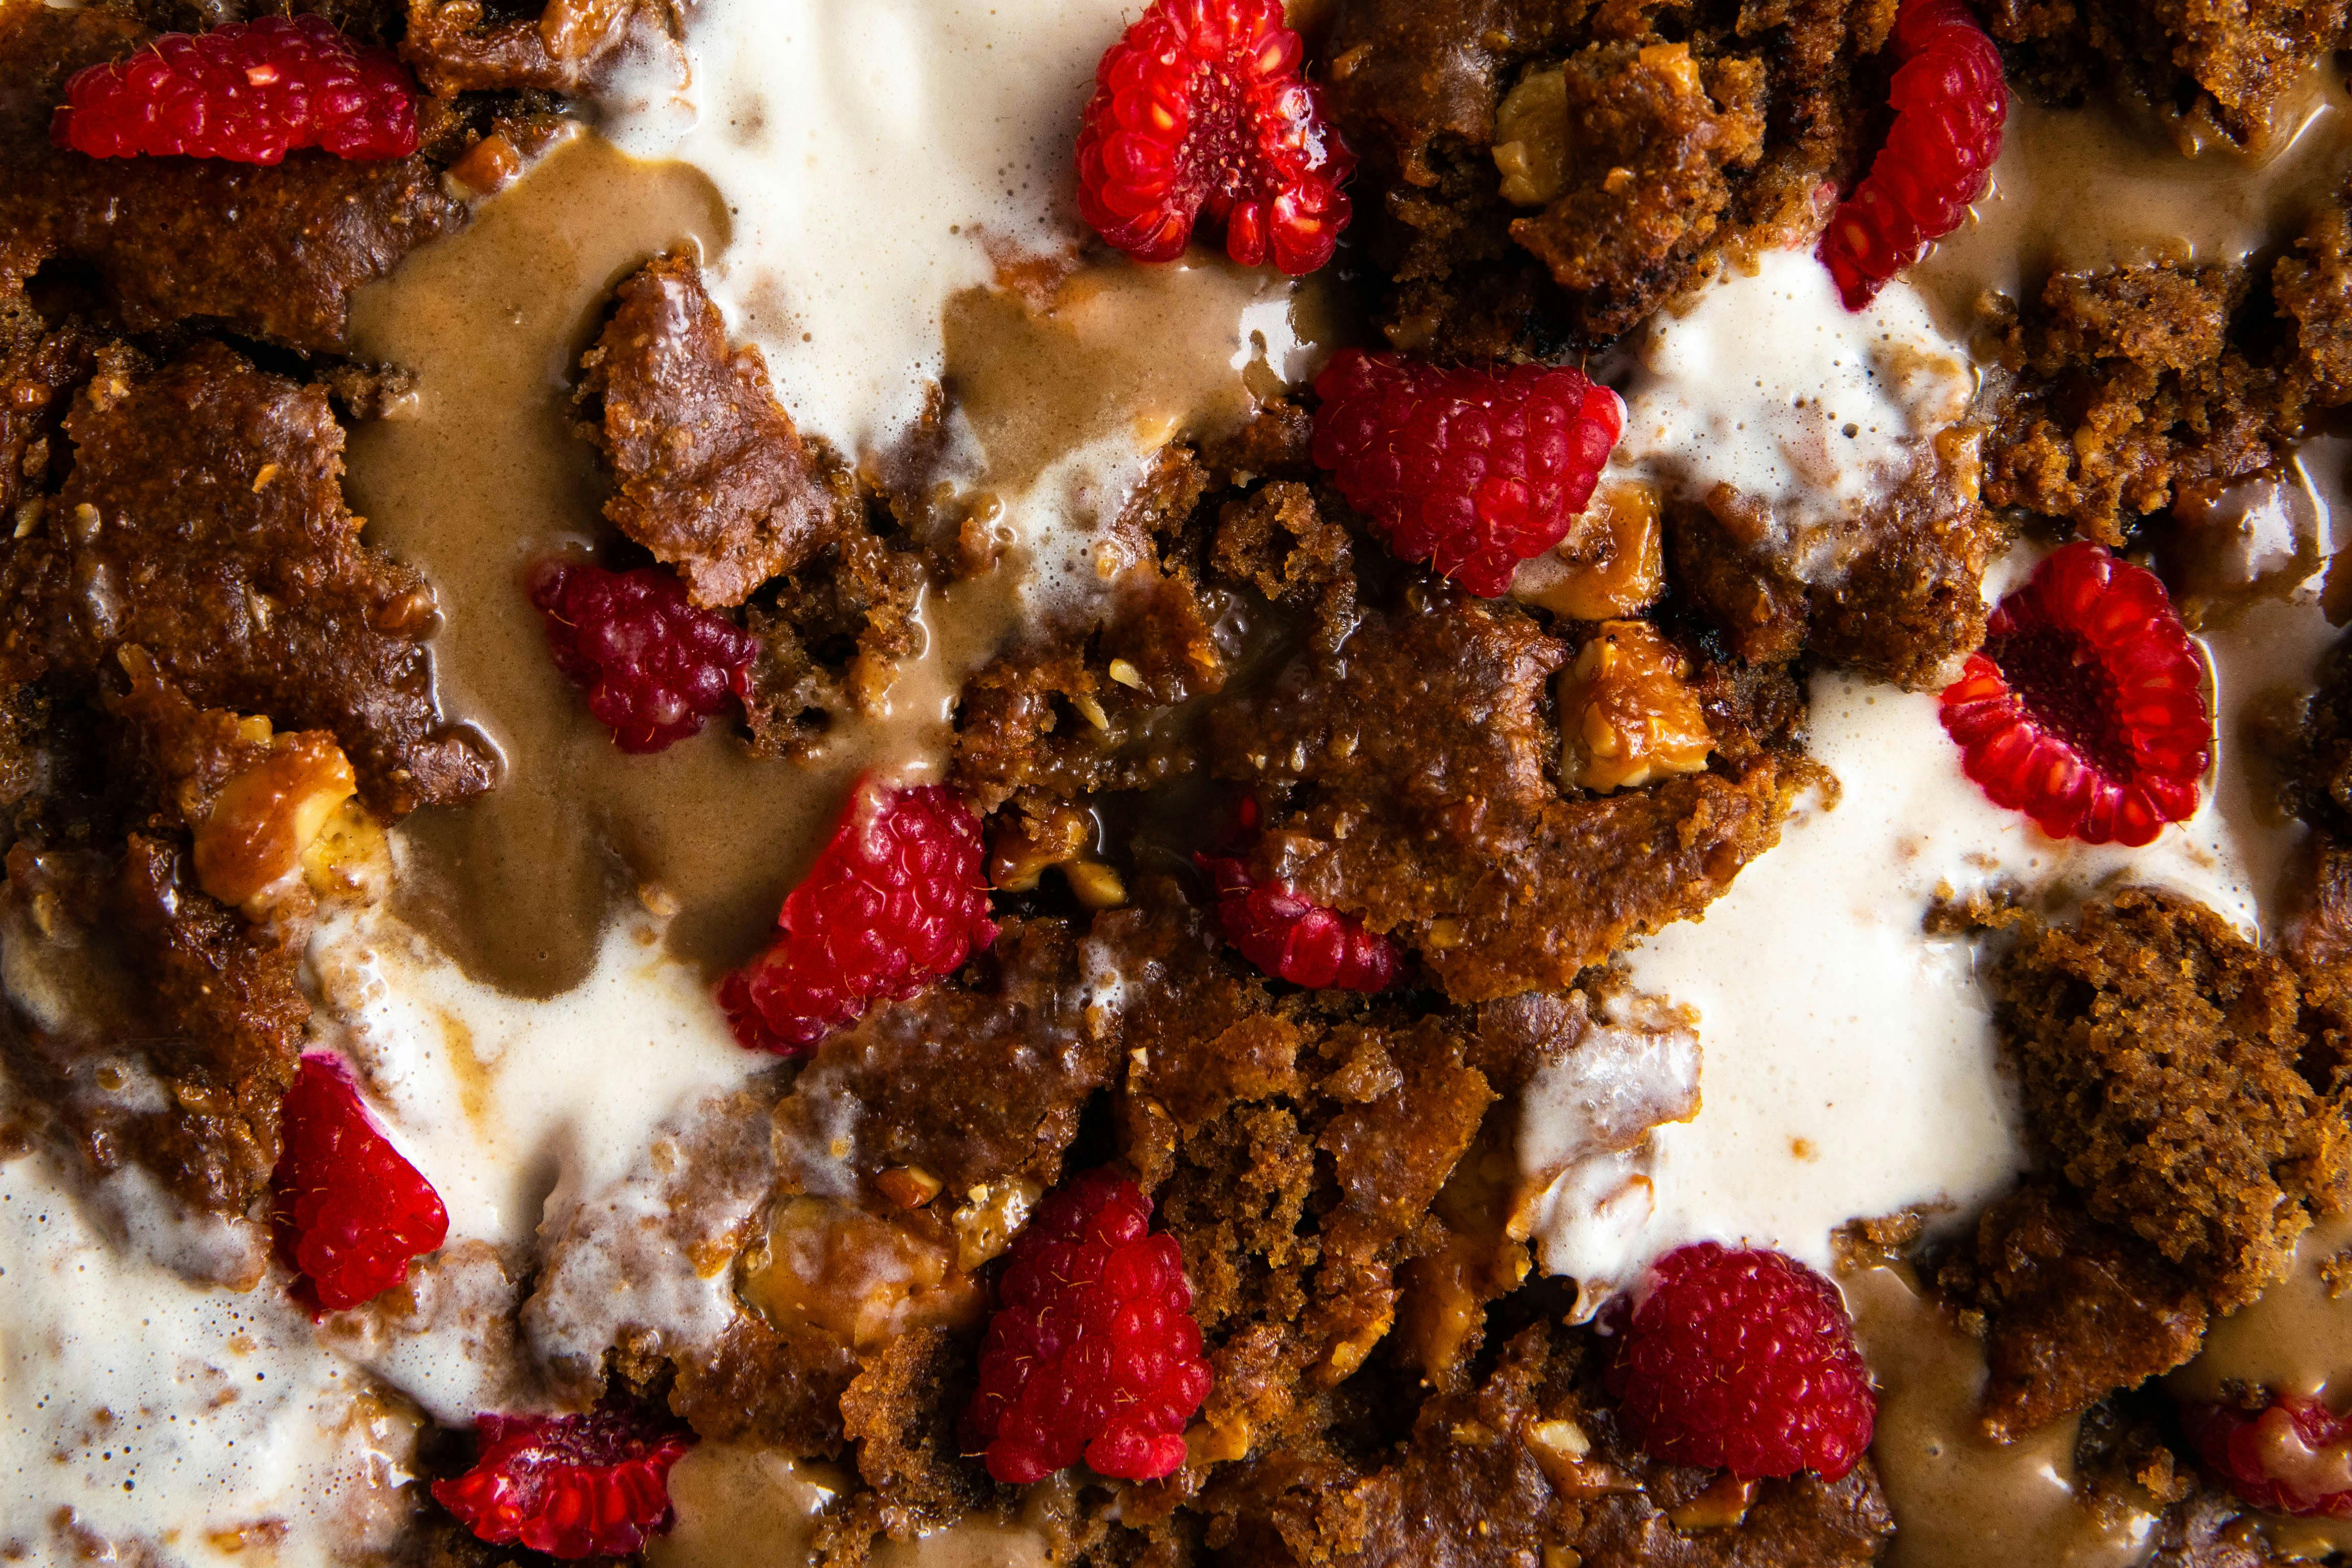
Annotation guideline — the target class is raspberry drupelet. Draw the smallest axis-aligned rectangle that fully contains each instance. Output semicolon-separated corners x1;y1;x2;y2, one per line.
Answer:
720;776;997;1055
52;14;419;164
2180;1394;2352;1518
1939;541;2211;848
967;1166;1213;1485
271;1053;448;1314
1195;853;1401;991
1310;350;1625;597
1075;0;1354;275
431;1404;694;1559
1816;0;2007;308
529;561;760;755
1605;1242;1876;1480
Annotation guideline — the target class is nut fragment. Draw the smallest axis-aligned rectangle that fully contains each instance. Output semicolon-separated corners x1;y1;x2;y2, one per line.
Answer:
1557;621;1713;793
193;732;359;909
949;1177;1044;1273
1513;482;1665;620
1062;861;1128;910
738;1194;981;1350
1667;1473;1759;1531
1493;66;1569;207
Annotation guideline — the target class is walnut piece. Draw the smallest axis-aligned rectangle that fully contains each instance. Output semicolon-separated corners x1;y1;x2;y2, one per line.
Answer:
1513;481;1664;621
191;728;357;911
1557;621;1713;792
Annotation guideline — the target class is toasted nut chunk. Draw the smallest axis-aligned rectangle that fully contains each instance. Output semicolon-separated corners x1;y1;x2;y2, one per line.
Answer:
1558;621;1713;793
193;732;358;909
738;1194;981;1351
1062;861;1128;910
989;804;1094;893
1513;482;1664;621
950;1177;1044;1273
1493;66;1569;207
1668;1473;1759;1530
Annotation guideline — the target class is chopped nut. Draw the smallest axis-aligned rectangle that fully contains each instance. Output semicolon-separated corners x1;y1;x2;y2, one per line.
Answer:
738;1194;982;1351
301;797;390;900
1107;657;1145;689
193;732;359;910
1513;482;1664;620
1493;66;1568;207
875;1165;944;1209
1526;1418;1592;1465
949;1177;1044;1273
988;804;1094;892
250;462;280;493
1062;860;1128;910
1545;1548;1582;1568
1668;1473;1759;1531
1557;620;1713;792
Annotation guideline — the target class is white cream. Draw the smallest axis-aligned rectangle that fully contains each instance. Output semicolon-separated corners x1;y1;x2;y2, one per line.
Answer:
1613;248;1975;581
1526;548;2335;1294
0;1142;418;1564
304;885;761;1252
600;0;1138;458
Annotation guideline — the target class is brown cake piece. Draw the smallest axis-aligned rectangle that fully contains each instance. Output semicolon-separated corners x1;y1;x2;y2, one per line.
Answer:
740;529;929;761
1992;889;2351;1309
1208;587;1792;1001
402;0;660;96
1939;1182;2212;1440
0;281;94;526
1983;0;2348;146
1319;0;1877;357
2274;191;2352;409
1982;263;2290;544
0;837;306;1238
577;250;857;608
1668;434;2006;690
1;340;494;815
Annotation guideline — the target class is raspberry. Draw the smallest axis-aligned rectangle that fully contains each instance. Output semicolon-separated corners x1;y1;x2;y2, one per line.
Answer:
1938;542;2210;848
2180;1394;2352;1517
1604;1242;1876;1480
1310;350;1625;598
272;1053;447;1314
1816;0;2006;308
52;15;419;164
967;1167;1213;1485
430;1404;694;1560
1075;0;1355;275
719;777;997;1055
529;561;758;755
1195;853;1401;991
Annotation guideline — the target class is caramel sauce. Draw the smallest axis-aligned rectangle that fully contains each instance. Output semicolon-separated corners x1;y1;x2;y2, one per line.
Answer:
1844;1263;2160;1568
942;252;1337;493
344;134;986;994
1914;63;2352;335
645;1446;844;1568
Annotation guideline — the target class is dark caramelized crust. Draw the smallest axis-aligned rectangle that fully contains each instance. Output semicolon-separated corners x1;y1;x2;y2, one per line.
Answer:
776;919;1114;1204
577;250;857;608
401;0;656;96
3;341;493;814
1209;589;1792;1001
0;0;464;353
741;529;928;761
0;838;305;1229
1940;1182;2212;1440
1992;889;2351;1309
0;281;93;524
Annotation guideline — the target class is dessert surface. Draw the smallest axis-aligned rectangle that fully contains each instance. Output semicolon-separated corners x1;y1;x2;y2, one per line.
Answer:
7;0;2352;1564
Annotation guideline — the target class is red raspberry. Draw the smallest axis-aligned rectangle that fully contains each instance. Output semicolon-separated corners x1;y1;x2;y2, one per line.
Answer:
52;15;419;164
1195;853;1400;991
719;777;997;1055
430;1405;694;1560
967;1167;1213;1485
529;561;758;755
2180;1394;2352;1517
1310;350;1625;598
1939;542;2210;848
1075;0;1355;276
1604;1242;1876;1480
1816;0;2006;308
272;1053;447;1314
